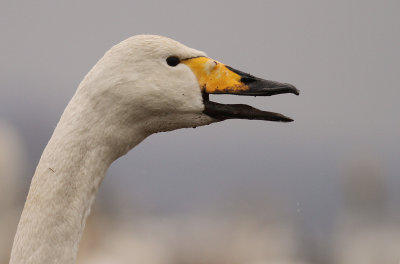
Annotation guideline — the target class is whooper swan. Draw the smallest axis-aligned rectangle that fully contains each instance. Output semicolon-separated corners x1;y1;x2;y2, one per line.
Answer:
10;35;299;264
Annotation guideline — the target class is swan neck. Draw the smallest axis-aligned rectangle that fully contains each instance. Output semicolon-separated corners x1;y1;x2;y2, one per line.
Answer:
10;100;146;263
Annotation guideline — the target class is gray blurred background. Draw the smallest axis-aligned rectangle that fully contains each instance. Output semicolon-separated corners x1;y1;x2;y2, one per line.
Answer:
1;1;399;263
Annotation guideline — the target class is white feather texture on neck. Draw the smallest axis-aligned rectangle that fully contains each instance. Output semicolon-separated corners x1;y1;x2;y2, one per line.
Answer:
10;35;215;264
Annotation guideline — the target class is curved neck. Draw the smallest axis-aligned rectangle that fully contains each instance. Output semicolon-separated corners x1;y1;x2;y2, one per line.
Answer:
10;95;147;264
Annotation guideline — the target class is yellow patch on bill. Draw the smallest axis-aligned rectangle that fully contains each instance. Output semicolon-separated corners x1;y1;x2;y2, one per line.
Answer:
182;57;249;94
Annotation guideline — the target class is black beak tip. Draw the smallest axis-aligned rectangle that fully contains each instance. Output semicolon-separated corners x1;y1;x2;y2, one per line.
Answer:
276;114;294;122
246;81;300;97
284;117;294;122
285;83;300;96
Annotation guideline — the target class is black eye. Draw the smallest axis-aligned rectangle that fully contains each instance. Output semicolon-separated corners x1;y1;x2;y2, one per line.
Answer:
166;56;180;67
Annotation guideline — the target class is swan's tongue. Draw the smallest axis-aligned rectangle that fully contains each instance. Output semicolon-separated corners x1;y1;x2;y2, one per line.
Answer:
182;56;299;122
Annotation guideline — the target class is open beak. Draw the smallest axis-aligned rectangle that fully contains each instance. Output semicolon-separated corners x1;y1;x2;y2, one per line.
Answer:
182;57;299;122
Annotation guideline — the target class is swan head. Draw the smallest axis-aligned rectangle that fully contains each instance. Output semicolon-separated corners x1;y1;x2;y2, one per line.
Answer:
77;35;298;139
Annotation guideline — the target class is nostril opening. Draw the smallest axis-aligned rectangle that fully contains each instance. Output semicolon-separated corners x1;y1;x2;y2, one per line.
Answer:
241;76;256;84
